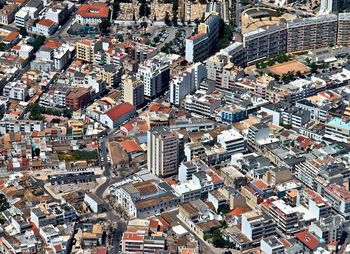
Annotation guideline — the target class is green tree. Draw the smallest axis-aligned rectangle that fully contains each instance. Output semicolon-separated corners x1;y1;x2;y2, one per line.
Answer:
29;103;44;120
112;0;120;19
194;18;200;26
19;27;28;37
63;108;73;118
51;118;60;123
216;20;233;51
309;62;318;73
31;36;46;51
153;36;160;43
139;0;151;17
164;11;171;26
117;34;124;42
161;44;170;53
0;193;10;212
99;19;111;35
172;16;178;26
34;148;40;157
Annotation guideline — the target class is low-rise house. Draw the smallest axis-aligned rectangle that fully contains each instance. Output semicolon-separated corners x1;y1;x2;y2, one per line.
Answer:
84;193;105;213
30;202;77;228
31;18;57;36
110;180;180;218
76;4;109;25
100;102;136;129
178;199;221;238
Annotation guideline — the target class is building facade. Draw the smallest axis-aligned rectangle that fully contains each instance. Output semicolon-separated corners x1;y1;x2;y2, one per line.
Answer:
147;127;179;177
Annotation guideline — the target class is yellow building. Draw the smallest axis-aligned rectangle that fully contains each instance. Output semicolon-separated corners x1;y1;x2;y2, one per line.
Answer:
241;185;263;209
76;40;94;62
123;76;145;108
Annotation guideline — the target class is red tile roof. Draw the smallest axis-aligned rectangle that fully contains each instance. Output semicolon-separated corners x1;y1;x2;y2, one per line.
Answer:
252;179;269;190
96;247;107;254
12;45;20;50
120;140;142;153
294;231;319;250
190;33;206;41
304;188;325;205
165;179;177;185
325;183;350;201
77;4;109;18
229;207;248;216
78;39;93;46
37;18;56;27
123;232;144;241
44;40;62;49
105;102;135;121
280;238;293;248
54;245;62;252
3;31;19;42
149;104;161;111
123;122;134;131
149;218;161;230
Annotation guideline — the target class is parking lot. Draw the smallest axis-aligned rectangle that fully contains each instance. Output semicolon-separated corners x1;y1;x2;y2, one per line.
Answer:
48;171;97;185
50;181;99;194
151;28;170;46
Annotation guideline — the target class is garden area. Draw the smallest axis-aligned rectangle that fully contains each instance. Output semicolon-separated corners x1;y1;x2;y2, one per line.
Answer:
161;29;186;55
256;53;293;69
29;104;73;120
57;150;99;162
204;221;235;248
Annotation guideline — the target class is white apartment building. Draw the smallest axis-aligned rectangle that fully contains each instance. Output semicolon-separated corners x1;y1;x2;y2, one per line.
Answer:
185;11;220;63
206;53;244;89
45;2;74;24
15;7;38;27
324;183;350;220
217;128;246;157
302;188;332;220
30;203;77;228
170;63;206;106
184;91;221;117
0;120;43;135
325;117;350;142
178;161;202;183
268;200;305;234
84;193;105;213
260;236;285;254
46;7;65;24
3;82;29;101
54;87;70;107
173;169;224;202
32;18;57;36
122;232;166;254
53;44;74;70
110;180;180;218
309;215;344;244
241;210;276;241
147;127;179;177
39;225;66;252
137;57;170;98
